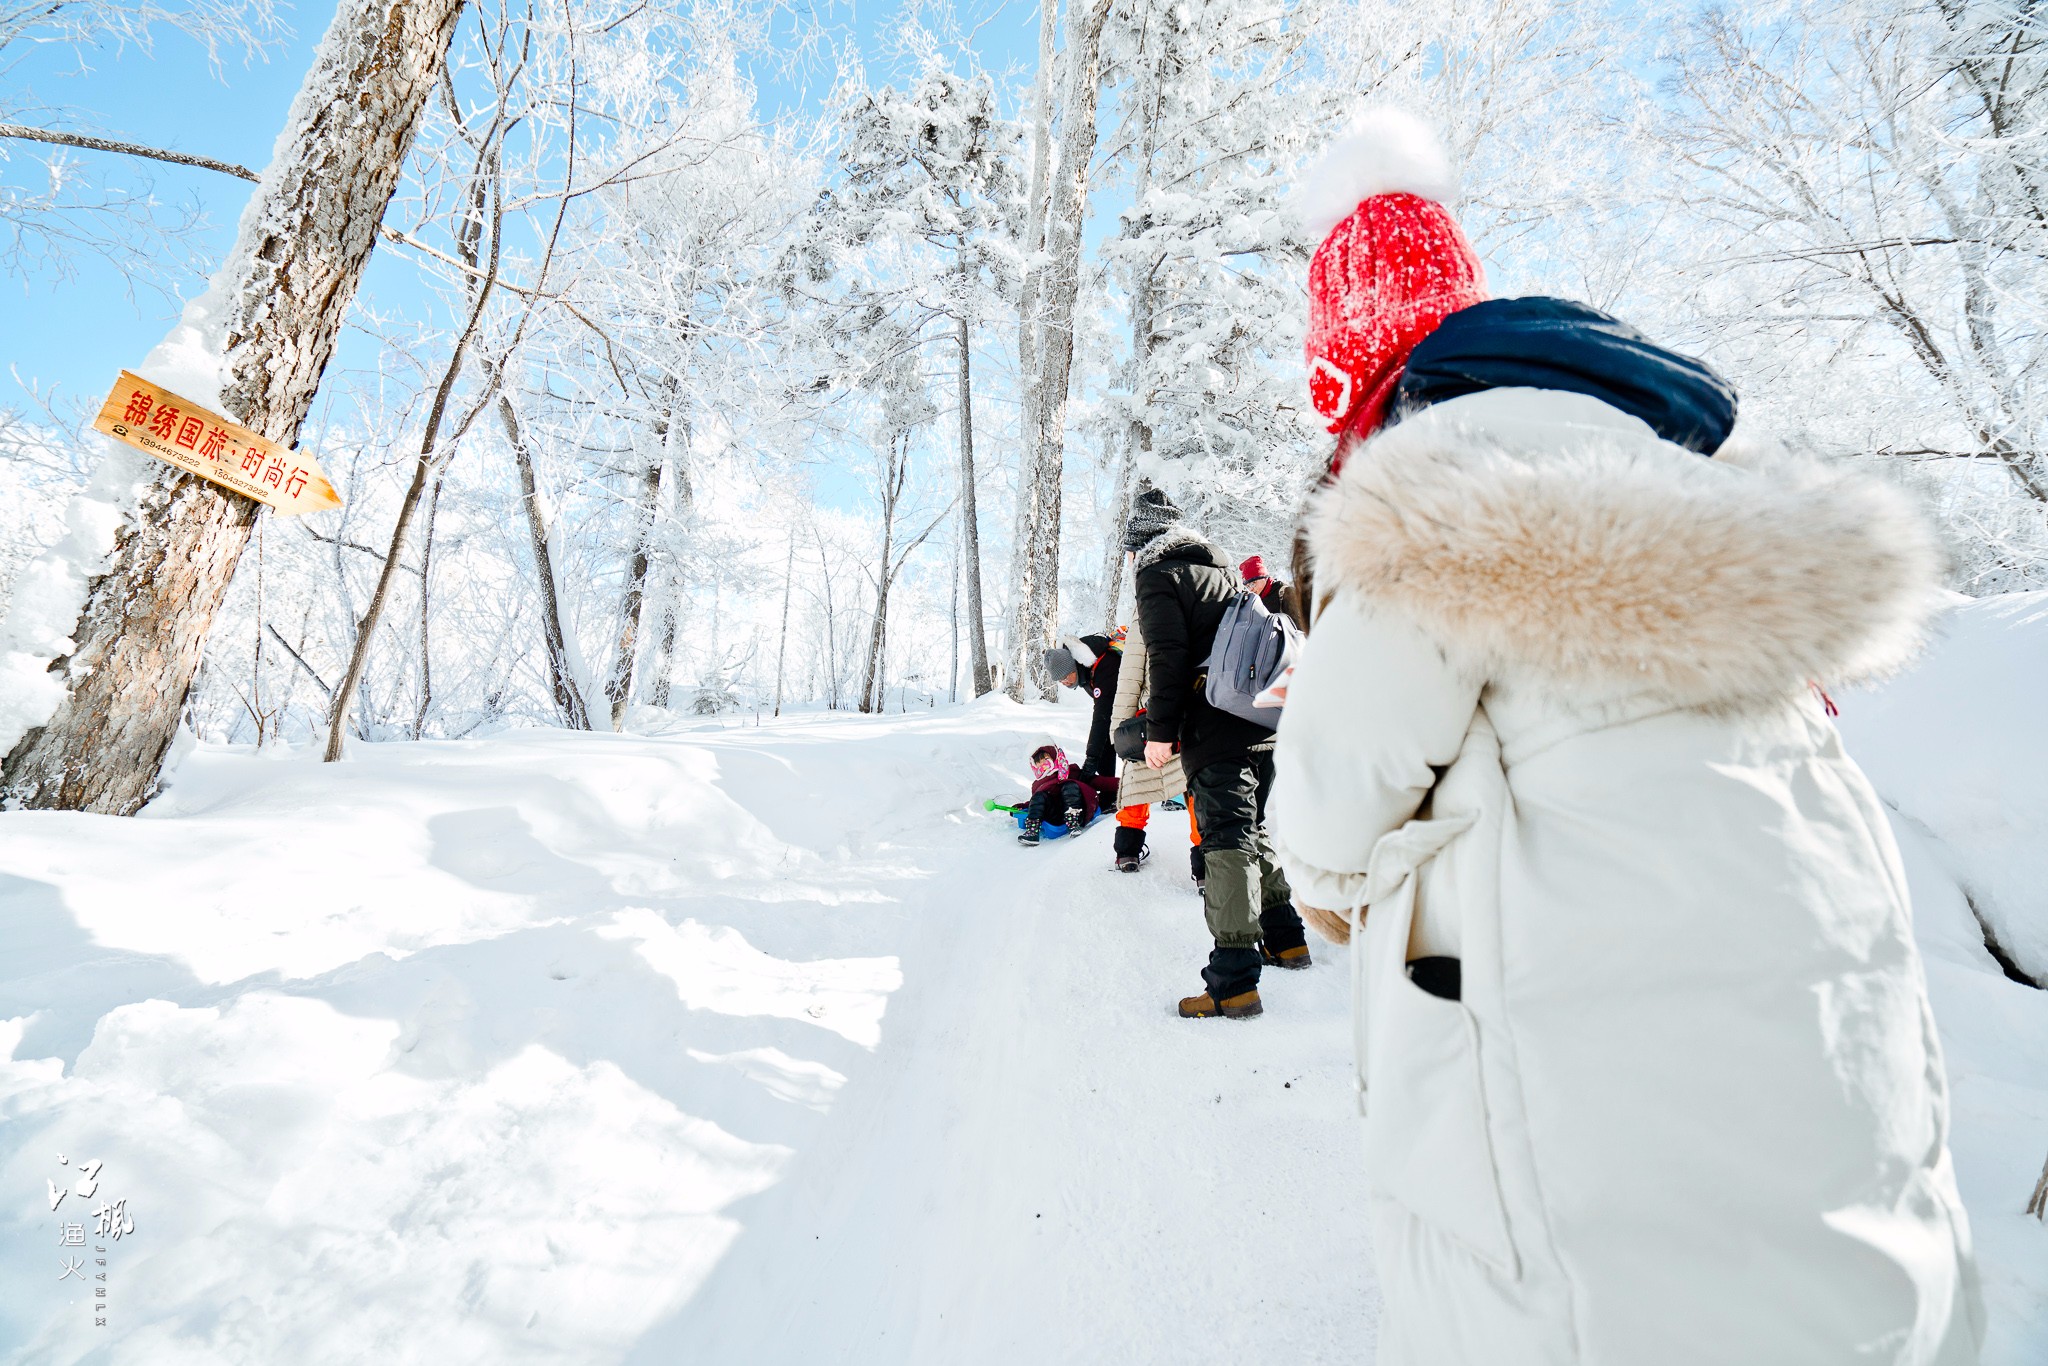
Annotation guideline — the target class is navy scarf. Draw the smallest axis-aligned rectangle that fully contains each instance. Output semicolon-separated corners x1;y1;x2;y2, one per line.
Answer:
1387;297;1738;456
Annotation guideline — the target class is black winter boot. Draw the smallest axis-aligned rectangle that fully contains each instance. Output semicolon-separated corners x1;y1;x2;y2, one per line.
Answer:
1111;823;1148;873
1066;804;1088;831
1018;817;1042;846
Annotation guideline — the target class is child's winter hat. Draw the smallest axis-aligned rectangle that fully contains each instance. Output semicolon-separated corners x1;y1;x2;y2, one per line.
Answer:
1030;744;1069;781
1293;110;1486;452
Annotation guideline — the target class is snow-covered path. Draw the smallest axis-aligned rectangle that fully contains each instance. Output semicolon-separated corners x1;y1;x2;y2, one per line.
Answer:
650;732;1376;1364
1;699;1378;1364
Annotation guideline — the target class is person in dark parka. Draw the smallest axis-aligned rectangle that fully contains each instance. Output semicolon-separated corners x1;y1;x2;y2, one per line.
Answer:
1126;489;1309;1019
1044;631;1123;782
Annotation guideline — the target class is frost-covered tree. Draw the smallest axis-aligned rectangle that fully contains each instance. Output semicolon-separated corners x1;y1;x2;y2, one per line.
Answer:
833;68;1023;698
1096;0;1311;604
1654;0;2048;591
1010;0;1114;700
0;0;466;811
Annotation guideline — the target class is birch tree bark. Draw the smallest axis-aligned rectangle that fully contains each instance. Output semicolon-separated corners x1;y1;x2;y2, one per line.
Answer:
955;304;993;696
1104;51;1164;633
858;437;906;715
605;441;668;730
0;0;465;813
1007;0;1113;700
646;444;694;711
412;471;445;739
773;531;795;716
1004;0;1061;697
499;387;591;729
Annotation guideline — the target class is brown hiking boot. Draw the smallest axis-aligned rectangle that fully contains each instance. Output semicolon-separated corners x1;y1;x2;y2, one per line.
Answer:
1178;989;1263;1019
1261;944;1313;970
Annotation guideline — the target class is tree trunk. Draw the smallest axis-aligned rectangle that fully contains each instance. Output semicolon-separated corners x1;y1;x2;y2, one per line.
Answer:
606;450;666;730
412;470;444;739
1008;0;1113;701
1100;435;1136;630
499;388;590;729
250;519;267;745
323;239;500;762
955;303;993;696
1005;0;1060;697
773;531;794;716
815;529;840;710
859;463;900;715
646;438;692;710
1107;55;1163;635
0;0;465;812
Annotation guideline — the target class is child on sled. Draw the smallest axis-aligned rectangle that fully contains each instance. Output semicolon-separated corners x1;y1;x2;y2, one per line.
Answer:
1019;743;1106;846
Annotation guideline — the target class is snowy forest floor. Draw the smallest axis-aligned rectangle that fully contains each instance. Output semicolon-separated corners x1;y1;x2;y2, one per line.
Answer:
3;600;2047;1365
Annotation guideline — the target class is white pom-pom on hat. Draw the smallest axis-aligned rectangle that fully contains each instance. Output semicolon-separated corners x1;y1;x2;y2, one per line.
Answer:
1291;108;1458;239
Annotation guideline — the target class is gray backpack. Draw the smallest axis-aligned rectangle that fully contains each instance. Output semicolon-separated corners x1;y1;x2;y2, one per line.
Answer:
1201;589;1301;728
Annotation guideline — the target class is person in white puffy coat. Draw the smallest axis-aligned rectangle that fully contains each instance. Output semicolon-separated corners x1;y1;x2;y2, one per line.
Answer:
1269;114;1981;1365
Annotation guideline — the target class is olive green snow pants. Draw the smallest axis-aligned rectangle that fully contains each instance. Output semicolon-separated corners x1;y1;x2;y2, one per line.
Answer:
1189;751;1304;957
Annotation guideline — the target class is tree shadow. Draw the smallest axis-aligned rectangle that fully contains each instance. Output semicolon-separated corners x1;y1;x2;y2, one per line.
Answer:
0;873;208;1067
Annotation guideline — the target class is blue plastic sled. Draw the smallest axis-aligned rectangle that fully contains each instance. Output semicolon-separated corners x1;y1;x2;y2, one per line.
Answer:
1013;808;1097;840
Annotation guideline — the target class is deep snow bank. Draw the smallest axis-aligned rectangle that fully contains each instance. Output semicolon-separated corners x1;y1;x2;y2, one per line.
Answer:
1840;591;2048;981
1838;592;2048;1361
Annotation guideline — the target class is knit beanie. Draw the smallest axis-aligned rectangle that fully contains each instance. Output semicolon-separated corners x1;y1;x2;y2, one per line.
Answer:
1238;554;1269;582
1293;110;1487;454
1122;487;1184;552
1043;645;1079;681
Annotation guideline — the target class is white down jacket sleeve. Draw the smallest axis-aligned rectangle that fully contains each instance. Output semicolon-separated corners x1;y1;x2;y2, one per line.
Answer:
1269;593;1481;912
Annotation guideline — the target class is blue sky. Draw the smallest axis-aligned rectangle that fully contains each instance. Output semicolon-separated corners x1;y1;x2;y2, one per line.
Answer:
1;0;1040;424
2;7;321;413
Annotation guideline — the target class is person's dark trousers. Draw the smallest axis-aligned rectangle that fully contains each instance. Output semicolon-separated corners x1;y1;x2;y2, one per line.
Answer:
1189;750;1303;1001
1027;781;1084;823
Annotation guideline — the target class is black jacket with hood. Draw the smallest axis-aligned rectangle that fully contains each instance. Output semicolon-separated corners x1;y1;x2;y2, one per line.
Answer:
1132;527;1275;776
1073;632;1122;777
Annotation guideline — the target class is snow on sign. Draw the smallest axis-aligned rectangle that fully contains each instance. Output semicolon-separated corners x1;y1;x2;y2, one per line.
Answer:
91;371;342;515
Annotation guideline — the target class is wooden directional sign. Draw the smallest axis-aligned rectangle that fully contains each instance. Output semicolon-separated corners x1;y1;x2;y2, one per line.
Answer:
92;370;342;515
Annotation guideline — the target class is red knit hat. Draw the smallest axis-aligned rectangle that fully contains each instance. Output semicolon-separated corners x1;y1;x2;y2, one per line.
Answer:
1295;111;1486;452
1238;555;1268;582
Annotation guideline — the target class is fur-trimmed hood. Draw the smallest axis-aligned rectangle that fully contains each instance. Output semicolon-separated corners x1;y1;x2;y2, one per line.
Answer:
1304;388;1948;709
1133;525;1232;578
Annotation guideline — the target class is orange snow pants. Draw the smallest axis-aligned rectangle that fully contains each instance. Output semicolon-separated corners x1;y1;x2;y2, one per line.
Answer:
1117;799;1200;844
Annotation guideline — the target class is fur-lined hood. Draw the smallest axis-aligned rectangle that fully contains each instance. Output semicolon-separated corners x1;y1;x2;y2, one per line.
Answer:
1304;389;1948;709
1134;525;1232;577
